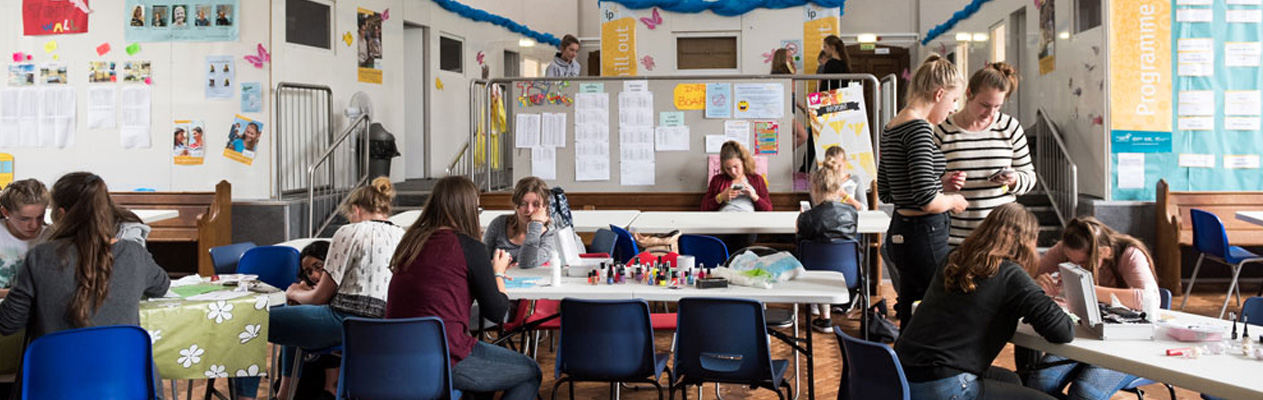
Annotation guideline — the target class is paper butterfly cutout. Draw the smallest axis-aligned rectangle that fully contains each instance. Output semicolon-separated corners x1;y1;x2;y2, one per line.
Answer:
639;8;662;29
244;44;270;69
900;68;911;81
343;32;354;46
761;48;778;64
436;78;444;90
70;0;92;14
382;9;390;21
640;55;656;71
476;51;486;66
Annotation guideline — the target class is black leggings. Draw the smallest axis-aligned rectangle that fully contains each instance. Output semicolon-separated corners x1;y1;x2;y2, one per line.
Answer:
885;212;951;327
979;367;1058;400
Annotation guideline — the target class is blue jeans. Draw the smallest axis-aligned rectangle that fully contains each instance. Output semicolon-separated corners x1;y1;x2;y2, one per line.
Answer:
909;372;980;400
1026;355;1137;400
235;305;350;397
452;341;542;400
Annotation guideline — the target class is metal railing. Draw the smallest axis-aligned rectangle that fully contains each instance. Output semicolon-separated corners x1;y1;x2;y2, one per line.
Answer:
274;83;334;199
1032;108;1078;225
466;73;883;191
307;114;371;237
879;74;899;131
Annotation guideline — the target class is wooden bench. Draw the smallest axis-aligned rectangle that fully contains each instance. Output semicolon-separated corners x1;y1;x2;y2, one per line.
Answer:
112;181;231;276
1155;179;1263;293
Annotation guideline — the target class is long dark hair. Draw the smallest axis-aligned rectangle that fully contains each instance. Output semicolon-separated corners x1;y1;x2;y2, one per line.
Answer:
1060;217;1156;287
824;35;853;72
48;172;118;328
390;176;481;272
943;203;1040;293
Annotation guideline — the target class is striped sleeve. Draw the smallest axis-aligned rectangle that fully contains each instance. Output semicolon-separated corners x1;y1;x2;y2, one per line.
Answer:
937;113;1035;246
1008;124;1036;195
878;120;944;210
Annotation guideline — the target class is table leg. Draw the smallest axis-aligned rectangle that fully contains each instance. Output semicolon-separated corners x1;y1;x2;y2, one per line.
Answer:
186;379;193;400
170;379;179;400
791;303;800;400
806;302;815;400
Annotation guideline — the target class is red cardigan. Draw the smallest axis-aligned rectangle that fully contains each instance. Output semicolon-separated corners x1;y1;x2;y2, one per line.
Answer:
701;173;772;211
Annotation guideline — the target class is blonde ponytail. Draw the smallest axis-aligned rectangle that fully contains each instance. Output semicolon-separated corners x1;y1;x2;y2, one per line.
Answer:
909;55;965;102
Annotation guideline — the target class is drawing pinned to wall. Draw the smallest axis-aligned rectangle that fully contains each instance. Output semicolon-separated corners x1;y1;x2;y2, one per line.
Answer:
8;64;36;86
205;55;234;99
516;81;573;107
754;121;779;155
122;61;150;83
780;40;803;71
39;64;67;84
173;119;205;165
125;0;238;42
1038;0;1055;75
223;114;263;165
88;61;115;83
639;7;662;29
640;55;656;71
357;7;384;84
705;83;731;119
243;44;269;69
23;0;91;36
240;82;262;112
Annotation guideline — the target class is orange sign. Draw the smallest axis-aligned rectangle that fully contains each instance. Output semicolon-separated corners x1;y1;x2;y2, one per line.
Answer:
673;84;705;110
1109;0;1171;133
601;17;637;76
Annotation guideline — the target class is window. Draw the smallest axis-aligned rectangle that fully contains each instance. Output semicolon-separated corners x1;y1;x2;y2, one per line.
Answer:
990;22;1007;63
504;51;520;78
1075;0;1102;33
676;36;738;70
440;36;463;73
285;0;331;50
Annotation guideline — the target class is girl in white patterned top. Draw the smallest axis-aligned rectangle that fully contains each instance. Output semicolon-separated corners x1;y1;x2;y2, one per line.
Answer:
236;177;404;400
0;179;49;299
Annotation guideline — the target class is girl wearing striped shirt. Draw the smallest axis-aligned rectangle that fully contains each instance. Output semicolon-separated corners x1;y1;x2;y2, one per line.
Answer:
878;55;969;327
935;62;1036;247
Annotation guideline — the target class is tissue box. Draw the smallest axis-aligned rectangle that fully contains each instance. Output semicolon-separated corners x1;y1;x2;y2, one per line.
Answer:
1165;324;1228;342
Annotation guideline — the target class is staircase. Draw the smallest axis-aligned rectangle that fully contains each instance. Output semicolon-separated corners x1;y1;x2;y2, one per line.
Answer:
1019;190;1064;249
317;178;435;237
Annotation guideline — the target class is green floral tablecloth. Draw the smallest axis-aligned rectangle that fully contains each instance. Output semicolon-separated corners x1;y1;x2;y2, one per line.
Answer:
140;293;271;380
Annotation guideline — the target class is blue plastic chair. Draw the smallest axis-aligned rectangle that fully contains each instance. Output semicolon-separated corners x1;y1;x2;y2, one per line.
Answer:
798;240;862;293
670;298;791;400
833;327;909;400
678;235;729;268
339;317;460;400
235;246;301;289
609;225;639;263
22;325;157;400
590;228;618;256
209;242;257;275
1120;288;1176;400
553;299;669;400
1182;209;1263;318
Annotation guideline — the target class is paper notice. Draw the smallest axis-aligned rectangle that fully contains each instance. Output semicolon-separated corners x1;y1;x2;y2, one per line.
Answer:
1177;0;1212;4
1178;50;1214;64
623;80;649;92
654;126;690;151
620;143;655;163
1178;117;1214;131
705;135;727;153
1178;38;1215;76
576;92;610;110
1179;63;1214;76
1179;38;1215;52
724;120;751;145
87;86;117;129
620;162;655;186
732;83;785;119
541;113;567;147
1179;153;1216;168
1117;153;1146;189
620;126;654;145
1225;90;1262;116
659;111;685;127
576;141;609;158
1225;154;1261;169
1225;42;1263;67
1228;0;1263;4
1227;9;1263;23
1177;8;1214;22
575;157;610;181
575;124;609;143
532;147;557;180
579;83;604;93
515;113;541;148
1178;91;1216;116
1226;117;1262;130
0;89;18;147
38;87;76;148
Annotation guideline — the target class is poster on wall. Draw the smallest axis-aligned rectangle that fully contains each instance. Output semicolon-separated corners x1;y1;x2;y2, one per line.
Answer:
39;64;67;84
8;64;36;87
125;0;238;42
173;119;205;165
705;83;731;119
223;114;262;165
754;121;779;155
122;61;151;83
733;83;785;119
807;86;876;190
23;0;90;36
241;82;262;112
1108;0;1172;200
357;8;384;84
779;39;804;72
1038;0;1056;75
803;4;839;89
205;56;234;99
599;1;637;76
88;62;116;83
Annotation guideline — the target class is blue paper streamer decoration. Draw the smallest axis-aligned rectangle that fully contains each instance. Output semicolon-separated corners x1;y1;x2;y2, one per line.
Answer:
431;0;562;48
606;0;848;17
921;0;994;45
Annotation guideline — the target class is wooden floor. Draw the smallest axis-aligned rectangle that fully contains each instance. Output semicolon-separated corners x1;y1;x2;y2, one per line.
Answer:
168;281;1261;400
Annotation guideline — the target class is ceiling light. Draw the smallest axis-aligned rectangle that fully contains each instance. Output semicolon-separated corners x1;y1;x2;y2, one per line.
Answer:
972;33;988;42
955;32;971;42
857;34;878;43
519;38;536;47
1058;31;1070;40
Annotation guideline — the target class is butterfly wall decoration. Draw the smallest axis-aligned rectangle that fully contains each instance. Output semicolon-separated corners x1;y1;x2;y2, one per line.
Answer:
244;44;270;69
640;8;662;29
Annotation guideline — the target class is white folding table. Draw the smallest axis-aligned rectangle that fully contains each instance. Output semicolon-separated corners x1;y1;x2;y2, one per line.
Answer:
1236;211;1263;227
627;210;891;234
387;209;642;233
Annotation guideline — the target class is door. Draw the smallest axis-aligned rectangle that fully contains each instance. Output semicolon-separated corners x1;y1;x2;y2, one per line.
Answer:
504;50;520;78
404;23;428;178
846;44;911;110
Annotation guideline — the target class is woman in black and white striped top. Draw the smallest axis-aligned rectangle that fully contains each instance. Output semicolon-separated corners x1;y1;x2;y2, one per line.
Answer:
935;62;1036;247
878;54;969;328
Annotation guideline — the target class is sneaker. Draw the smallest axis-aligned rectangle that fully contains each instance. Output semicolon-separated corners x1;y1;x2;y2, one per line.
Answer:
811;318;833;333
810;304;821;316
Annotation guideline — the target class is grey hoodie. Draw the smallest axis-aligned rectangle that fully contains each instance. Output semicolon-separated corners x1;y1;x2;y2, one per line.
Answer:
116;222;151;246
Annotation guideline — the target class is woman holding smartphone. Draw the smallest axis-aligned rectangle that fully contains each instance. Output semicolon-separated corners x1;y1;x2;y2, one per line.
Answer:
934;62;1036;247
703;141;772;250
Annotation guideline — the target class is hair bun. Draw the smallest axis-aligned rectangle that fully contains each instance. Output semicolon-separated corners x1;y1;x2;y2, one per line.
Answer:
371;176;395;199
923;54;944;64
821;158;844;171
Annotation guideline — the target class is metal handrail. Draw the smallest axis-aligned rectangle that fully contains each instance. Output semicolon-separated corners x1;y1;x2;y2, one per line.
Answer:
1033;108;1078;226
468;73;882;191
445;141;470;175
274;83;334;199
307;114;370;237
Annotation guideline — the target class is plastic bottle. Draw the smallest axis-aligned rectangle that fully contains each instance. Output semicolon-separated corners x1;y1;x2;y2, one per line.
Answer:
550;251;563;287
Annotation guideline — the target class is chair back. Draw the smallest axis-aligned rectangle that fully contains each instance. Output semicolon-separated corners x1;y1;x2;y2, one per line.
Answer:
674;298;776;384
557;299;656;380
834;327;910;400
340;317;456;400
1159;288;1172;310
678;234;730;268
1190;209;1231;258
590;228;618;256
209;242;257;275
23;325;155;400
236;246;301;289
1240;296;1263;324
799;240;861;290
609;224;640;263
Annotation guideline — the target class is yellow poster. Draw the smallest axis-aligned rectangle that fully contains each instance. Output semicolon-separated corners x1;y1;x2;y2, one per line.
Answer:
1109;0;1171;133
673;84;705;110
0;153;12;190
601;20;637;76
803;4;839;89
172;119;206;166
357;7;384;84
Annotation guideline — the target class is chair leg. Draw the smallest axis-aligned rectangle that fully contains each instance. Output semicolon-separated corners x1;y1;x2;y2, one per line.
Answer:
1220;264;1247;319
569;380;575;400
550;377;567;400
1164;383;1176;400
286;349;305;400
652;381;664;400
1181;254;1206;311
1133;387;1144;399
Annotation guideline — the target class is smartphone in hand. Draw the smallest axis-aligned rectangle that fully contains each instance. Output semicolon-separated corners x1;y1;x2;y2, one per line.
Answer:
989;168;1016;182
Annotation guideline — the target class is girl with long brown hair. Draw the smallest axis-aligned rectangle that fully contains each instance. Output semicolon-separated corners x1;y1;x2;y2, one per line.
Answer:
894;203;1073;400
818;35;853;91
0;172;169;339
387;176;540;399
1025;217;1158;400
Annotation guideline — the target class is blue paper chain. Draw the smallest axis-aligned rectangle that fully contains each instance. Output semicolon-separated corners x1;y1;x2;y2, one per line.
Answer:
431;0;562;48
921;0;994;45
604;0;848;17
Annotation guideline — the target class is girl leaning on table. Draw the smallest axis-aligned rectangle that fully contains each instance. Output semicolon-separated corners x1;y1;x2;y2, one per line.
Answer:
387;175;541;400
235;177;404;400
894;203;1073;400
483;176;581;270
1024;217;1159;400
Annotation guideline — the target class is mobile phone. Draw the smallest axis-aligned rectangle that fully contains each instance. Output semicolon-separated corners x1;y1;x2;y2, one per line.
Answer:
989;168;1016;181
731;183;746;190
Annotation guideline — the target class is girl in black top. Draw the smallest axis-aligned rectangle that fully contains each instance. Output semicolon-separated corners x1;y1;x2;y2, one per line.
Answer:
895;203;1074;400
818;35;852;91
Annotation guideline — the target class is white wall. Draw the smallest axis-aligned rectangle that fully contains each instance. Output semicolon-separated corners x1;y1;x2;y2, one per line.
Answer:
918;0;1108;197
0;0;272;198
839;0;918;35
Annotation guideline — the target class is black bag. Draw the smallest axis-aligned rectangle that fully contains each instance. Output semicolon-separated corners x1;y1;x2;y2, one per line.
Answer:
549;187;574;229
861;299;900;343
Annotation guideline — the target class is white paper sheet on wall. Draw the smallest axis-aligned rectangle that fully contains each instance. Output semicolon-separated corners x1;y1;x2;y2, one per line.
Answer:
87;86;117;129
38;87;76;148
1225;154;1261;169
1224;90;1262;116
532;147;557;180
575;124;609;143
620;126;654;145
541;113;567;147
1179;153;1216;168
654;126;690;151
576;141;610;158
620;143;655;163
1176;8;1214;22
620;162;655;186
1117;153;1146;189
18;88;38;147
575;157;610;181
120;86;152;148
732;83;785;119
1178;91;1216;116
1227;9;1263;23
724;120;751;145
705;135;727;153
574;92;611;182
1226;117;1262;131
0;89;19;147
623;80;649;92
1225;42;1262;67
515;114;542;148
